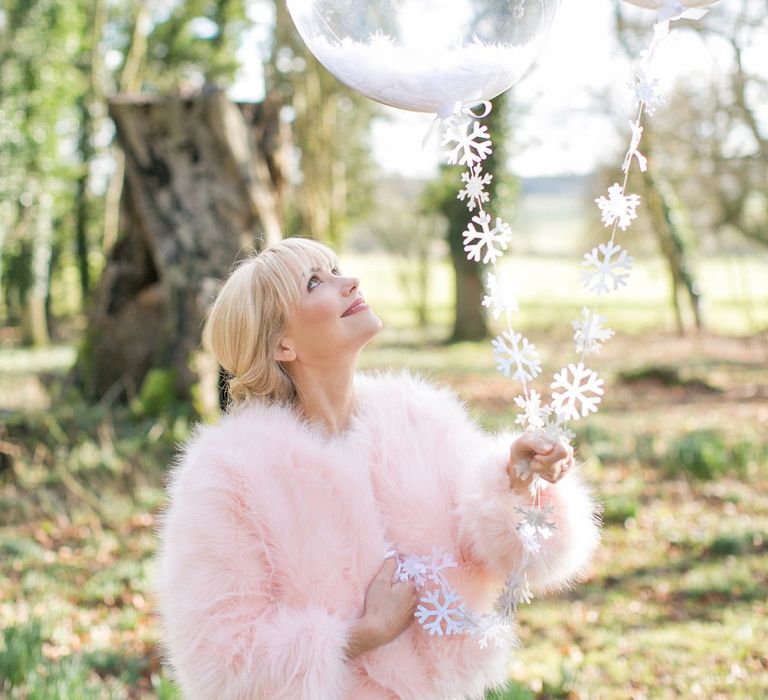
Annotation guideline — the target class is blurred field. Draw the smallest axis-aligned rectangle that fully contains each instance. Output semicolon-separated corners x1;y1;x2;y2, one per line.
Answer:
352;253;768;336
1;253;767;699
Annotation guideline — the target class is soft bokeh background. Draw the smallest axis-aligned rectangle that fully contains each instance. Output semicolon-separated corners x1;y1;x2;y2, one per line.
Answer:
1;1;766;698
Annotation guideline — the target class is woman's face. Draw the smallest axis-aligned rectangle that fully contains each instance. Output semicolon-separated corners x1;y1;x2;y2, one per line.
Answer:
278;261;383;366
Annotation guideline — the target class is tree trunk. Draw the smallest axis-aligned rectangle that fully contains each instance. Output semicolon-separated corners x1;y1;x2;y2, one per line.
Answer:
74;89;288;404
22;190;53;346
449;231;489;341
75;93;93;297
642;167;703;335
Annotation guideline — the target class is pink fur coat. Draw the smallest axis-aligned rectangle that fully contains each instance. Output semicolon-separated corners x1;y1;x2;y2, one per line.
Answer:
156;372;600;699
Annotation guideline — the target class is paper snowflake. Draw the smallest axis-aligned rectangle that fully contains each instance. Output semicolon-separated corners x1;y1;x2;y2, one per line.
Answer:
482;272;519;320
572;307;615;356
539;413;576;444
495;571;533;618
492;331;542;383
517;504;557;537
633;71;665;116
582;241;634;295
515;505;556;554
550;362;605;421
514;390;551;430
415;588;467;636
395;554;428;588
458;165;492;212
463;212;512;264
476;616;511;649
441;119;493;167
595;184;641;231
425;547;458;588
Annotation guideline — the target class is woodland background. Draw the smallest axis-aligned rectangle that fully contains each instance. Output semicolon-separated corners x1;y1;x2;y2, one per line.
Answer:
1;0;766;698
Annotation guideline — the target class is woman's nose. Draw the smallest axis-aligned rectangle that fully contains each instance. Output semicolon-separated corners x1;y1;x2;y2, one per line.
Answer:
342;276;359;295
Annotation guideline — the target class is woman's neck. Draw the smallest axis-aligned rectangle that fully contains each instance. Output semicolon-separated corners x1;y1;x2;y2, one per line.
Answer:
290;360;358;437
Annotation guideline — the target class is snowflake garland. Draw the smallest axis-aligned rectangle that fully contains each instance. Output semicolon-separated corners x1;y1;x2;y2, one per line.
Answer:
458;165;493;211
595;183;641;230
492;331;542;383
582;241;634;295
513;390;551;430
623;119;648;173
415;588;467;637
633;70;665;116
441;118;493;166
550;362;605;421
573;307;615;356
407;0;717;648
482;272;519;320
463;211;512;264
515;504;557;554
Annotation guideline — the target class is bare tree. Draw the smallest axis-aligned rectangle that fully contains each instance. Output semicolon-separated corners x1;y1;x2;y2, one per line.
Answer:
74;89;289;402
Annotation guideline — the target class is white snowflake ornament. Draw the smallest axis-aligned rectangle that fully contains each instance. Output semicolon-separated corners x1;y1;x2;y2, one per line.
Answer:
463;212;512;264
475;617;512;649
572;307;615;356
482;272;519;320
633;70;665;116
395;554;428;588
441;119;493;167
492;331;542;383
425;547;458;588
415;588;467;636
495;571;534;618
514;390;552;430
550;362;605;421
458;165;492;212
596;184;641;231
582;241;634;295
540;413;576;444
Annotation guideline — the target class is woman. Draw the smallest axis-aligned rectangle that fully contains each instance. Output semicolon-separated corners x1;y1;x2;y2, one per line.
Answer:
156;238;600;700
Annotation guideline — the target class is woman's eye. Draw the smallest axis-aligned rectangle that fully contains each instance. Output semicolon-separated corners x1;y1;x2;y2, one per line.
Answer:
307;275;320;291
331;267;341;276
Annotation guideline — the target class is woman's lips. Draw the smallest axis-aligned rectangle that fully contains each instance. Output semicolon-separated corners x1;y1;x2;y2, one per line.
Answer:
341;299;368;317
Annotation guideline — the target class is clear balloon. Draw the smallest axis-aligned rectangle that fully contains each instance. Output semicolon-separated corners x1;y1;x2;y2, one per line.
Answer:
286;0;560;115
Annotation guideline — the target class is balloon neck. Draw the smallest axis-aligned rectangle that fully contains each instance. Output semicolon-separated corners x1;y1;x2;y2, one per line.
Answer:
436;101;462;120
435;99;493;121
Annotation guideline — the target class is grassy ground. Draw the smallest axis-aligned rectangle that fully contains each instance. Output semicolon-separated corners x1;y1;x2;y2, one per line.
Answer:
1;255;767;699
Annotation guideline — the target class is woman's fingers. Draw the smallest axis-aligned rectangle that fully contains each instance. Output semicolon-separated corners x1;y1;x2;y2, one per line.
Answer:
510;434;555;462
510;433;576;485
530;440;574;483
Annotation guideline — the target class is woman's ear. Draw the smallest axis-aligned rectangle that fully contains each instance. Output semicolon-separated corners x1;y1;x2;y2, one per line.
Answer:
275;340;297;363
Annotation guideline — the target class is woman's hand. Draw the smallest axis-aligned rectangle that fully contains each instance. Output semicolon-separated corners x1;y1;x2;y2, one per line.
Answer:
344;557;419;659
507;433;575;493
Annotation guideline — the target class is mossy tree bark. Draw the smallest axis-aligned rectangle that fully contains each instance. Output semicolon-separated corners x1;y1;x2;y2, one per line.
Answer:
74;89;289;403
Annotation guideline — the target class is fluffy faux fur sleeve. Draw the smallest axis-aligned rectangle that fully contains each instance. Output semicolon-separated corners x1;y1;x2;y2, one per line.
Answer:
395;374;601;593
155;417;355;700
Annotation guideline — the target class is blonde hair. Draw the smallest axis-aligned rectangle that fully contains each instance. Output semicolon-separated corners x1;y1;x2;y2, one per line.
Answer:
203;238;338;407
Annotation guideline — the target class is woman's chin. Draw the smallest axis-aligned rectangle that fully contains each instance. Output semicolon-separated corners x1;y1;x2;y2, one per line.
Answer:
358;314;384;347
